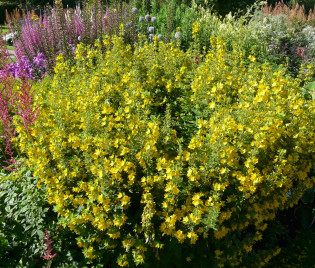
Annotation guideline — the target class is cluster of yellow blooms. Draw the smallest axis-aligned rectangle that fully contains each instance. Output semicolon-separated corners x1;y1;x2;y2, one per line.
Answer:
15;33;315;266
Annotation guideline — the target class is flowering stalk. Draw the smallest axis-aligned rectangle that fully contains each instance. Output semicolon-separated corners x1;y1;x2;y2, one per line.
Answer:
9;1;122;73
0;31;40;171
16;79;40;134
41;229;57;268
0;30;19;171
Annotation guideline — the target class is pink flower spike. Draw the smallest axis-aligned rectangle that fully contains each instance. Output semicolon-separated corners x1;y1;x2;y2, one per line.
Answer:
41;229;57;262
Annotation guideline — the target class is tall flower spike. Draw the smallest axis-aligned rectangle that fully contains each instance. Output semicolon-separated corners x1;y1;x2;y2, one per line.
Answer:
42;229;57;261
0;29;20;171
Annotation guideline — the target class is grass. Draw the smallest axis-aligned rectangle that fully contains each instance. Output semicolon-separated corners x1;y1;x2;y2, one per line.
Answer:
1;25;9;34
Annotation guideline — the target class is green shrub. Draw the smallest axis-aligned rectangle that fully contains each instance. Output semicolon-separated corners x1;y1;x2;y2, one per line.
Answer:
0;163;88;267
16;35;315;267
246;11;315;76
189;5;315;76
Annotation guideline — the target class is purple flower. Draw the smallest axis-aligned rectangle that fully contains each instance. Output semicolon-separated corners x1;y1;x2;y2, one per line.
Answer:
132;7;138;14
6;53;47;81
145;15;151;22
157;34;162;40
148;26;154;33
151;17;156;23
139;16;144;22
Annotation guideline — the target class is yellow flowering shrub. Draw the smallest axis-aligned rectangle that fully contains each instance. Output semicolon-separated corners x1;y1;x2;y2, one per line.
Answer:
16;35;315;267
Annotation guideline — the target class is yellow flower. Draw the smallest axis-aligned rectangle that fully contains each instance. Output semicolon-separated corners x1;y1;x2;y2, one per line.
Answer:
248;55;256;62
175;230;186;243
187;232;198;244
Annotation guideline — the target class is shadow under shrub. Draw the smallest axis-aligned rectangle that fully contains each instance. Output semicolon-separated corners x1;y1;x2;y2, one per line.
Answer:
16;35;315;267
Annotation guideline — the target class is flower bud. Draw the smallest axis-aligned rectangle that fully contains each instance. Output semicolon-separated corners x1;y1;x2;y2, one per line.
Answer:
131;7;138;14
145;15;151;22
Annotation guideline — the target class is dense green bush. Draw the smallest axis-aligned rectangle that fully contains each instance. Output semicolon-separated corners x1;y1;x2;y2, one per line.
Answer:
135;1;314;75
133;0;265;16
15;34;315;267
246;12;315;75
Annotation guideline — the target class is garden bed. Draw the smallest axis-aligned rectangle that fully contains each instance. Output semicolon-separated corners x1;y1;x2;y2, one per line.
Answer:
0;1;314;267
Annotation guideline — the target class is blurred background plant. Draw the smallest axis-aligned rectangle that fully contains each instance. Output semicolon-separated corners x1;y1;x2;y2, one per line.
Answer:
3;0;314;77
262;0;315;27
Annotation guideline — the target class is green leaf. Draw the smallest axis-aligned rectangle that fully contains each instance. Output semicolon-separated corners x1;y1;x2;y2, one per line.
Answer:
306;81;315;90
24;225;32;232
294;206;315;229
31;229;36;237
301;189;315;204
37;230;44;238
5;206;11;213
20;206;29;213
